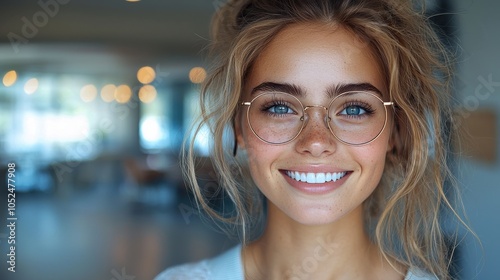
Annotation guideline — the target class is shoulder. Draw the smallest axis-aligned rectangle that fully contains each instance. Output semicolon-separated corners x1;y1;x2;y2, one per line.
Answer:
405;267;438;280
154;260;209;280
154;245;243;280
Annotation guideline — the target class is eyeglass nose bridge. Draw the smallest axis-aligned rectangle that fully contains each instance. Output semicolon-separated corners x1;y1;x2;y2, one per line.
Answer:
302;105;331;128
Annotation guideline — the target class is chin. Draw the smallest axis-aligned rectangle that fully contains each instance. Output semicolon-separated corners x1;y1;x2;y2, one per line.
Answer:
285;205;352;226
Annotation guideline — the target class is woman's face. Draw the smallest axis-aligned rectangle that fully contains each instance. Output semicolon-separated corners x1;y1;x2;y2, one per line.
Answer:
236;23;392;225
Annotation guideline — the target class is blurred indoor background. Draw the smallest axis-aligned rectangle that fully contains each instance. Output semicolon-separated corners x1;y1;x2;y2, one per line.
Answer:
0;0;498;279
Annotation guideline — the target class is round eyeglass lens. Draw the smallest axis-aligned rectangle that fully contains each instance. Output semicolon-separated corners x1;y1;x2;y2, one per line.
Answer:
246;92;304;144
327;91;388;145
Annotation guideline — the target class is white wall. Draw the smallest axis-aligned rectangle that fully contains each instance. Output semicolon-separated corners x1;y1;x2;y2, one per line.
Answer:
455;0;500;279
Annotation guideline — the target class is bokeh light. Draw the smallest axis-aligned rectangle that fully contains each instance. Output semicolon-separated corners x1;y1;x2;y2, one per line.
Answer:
101;84;116;103
24;78;39;94
139;85;157;103
114;84;132;103
3;70;17;87
137;66;156;84
189;67;206;84
80;84;98;103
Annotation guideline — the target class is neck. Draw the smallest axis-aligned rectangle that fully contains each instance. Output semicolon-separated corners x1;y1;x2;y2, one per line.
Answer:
243;202;402;280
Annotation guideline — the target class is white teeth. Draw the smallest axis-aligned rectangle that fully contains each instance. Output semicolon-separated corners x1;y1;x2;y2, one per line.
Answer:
316;173;325;183
301;173;307;182
326;173;332;181
285;171;347;184
306;173;315;182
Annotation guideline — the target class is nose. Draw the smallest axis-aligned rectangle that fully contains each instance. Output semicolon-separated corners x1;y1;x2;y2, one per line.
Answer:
295;106;337;157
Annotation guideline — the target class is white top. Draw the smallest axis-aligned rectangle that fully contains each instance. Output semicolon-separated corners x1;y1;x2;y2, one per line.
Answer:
155;245;438;280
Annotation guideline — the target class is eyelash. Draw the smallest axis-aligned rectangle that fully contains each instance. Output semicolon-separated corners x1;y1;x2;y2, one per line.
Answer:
260;99;294;117
340;100;375;116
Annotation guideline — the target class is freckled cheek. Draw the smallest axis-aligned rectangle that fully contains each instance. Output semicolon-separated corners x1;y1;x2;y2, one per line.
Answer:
246;151;276;195
244;140;286;185
242;122;279;163
246;142;279;167
352;143;388;174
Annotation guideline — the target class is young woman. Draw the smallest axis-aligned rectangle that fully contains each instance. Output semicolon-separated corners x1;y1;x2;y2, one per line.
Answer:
156;0;467;279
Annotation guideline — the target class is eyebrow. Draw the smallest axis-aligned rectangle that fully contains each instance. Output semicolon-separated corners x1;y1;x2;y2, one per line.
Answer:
250;82;304;97
329;83;383;98
250;81;383;98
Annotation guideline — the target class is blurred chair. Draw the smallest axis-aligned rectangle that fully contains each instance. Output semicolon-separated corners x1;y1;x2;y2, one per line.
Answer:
122;156;178;207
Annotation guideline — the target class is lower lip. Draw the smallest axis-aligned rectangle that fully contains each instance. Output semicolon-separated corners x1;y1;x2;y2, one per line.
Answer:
281;171;351;195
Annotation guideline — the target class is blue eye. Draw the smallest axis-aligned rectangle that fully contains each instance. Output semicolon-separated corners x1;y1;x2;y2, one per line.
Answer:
268;104;293;115
341;105;367;116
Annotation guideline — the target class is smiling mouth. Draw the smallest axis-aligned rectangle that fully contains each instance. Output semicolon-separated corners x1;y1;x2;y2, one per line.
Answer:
284;171;348;184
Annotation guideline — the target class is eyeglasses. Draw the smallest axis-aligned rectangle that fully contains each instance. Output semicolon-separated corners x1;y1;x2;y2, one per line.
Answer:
240;91;394;145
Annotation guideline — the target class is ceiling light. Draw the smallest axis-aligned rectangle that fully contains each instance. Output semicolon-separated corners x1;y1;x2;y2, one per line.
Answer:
24;78;39;94
139;85;157;103
3;70;17;87
101;84;116;103
137;66;156;84
115;84;132;103
189;67;207;84
80;84;98;103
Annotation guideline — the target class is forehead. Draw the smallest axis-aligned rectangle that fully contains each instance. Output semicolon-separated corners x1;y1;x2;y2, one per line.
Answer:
244;23;386;99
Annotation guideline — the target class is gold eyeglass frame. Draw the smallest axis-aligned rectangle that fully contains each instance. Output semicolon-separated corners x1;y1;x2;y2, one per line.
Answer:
240;91;394;146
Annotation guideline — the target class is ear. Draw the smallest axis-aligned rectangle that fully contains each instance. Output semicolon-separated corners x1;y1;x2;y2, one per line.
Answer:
234;110;246;150
387;117;404;156
387;127;395;153
387;118;398;153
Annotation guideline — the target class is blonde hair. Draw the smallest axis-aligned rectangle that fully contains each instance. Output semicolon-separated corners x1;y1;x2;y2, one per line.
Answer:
183;0;467;279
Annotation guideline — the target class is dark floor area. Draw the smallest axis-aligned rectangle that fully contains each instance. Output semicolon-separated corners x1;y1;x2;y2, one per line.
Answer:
0;182;238;280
